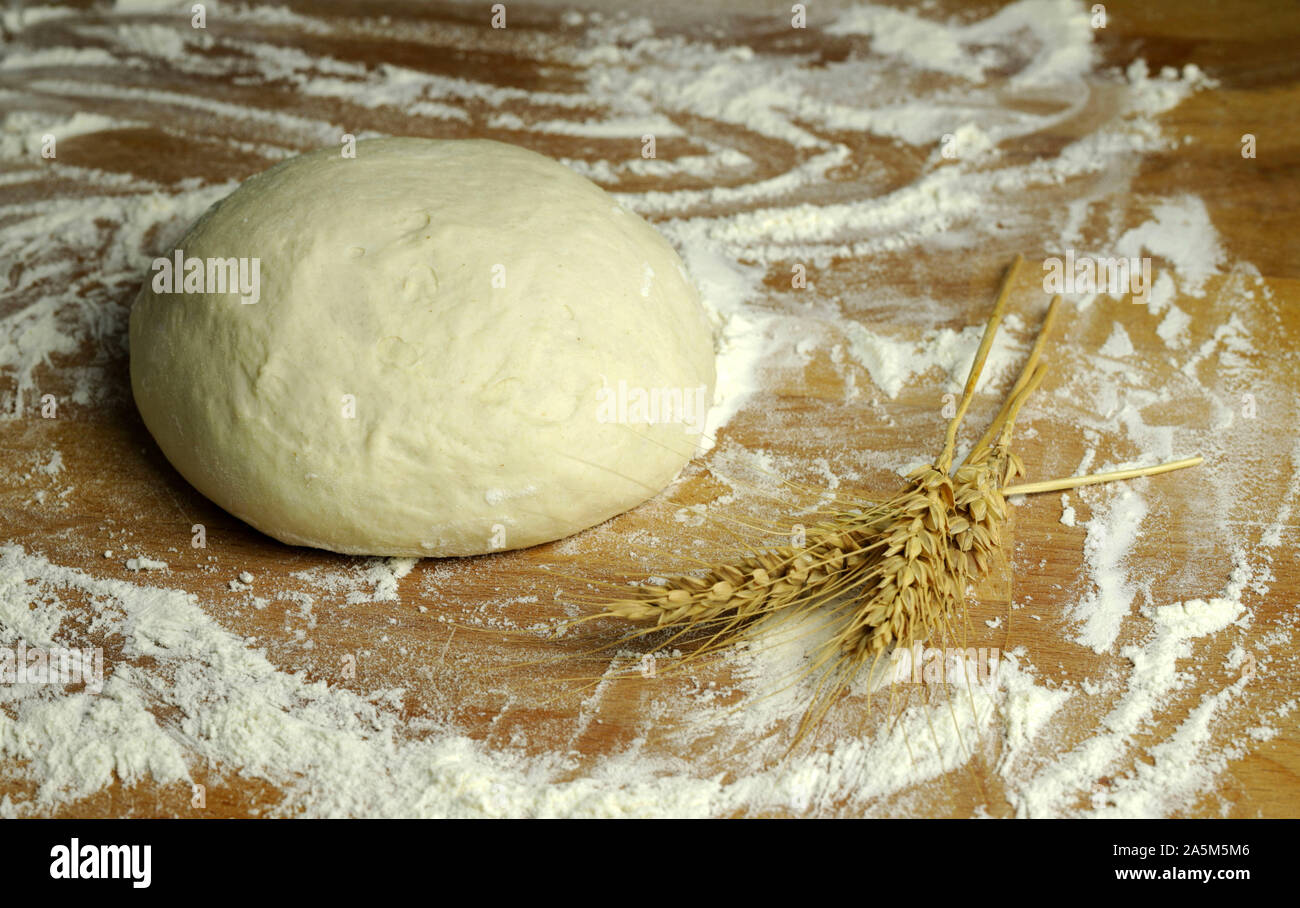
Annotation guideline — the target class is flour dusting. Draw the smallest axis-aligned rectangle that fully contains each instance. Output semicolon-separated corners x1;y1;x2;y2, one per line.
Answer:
0;0;1293;818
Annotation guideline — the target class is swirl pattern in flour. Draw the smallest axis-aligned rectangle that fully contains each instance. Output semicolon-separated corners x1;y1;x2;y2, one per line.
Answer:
1;2;1291;819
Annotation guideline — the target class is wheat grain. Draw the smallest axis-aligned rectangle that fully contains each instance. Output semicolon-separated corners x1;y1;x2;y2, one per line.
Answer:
581;255;1203;745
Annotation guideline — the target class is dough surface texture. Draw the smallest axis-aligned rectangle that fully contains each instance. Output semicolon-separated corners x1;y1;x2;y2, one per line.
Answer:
129;138;716;556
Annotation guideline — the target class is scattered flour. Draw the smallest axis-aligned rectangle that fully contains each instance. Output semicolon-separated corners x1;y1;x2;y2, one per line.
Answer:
0;0;1287;818
291;558;420;605
1156;304;1192;346
844;314;1027;400
1098;325;1134;359
124;556;168;572
1009;589;1246;817
1114;195;1225;298
1059;493;1077;527
1069;488;1148;654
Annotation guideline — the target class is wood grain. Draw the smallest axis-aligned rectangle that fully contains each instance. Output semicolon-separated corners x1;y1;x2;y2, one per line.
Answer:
1;0;1297;817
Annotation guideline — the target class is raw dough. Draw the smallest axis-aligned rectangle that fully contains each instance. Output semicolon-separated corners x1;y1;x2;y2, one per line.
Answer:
129;138;716;556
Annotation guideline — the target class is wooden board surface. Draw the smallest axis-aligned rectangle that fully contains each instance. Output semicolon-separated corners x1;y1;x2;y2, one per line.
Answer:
1;0;1298;817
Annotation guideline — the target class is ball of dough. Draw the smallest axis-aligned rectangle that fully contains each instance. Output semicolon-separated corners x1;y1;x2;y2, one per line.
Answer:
129;138;715;557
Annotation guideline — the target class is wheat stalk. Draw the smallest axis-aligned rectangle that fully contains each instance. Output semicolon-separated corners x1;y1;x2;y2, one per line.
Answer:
579;255;1203;744
792;258;1034;738
591;512;891;655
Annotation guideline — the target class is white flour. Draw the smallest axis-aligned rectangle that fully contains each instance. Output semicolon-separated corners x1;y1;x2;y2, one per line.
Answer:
0;1;1293;817
1069;488;1149;654
1011;585;1248;817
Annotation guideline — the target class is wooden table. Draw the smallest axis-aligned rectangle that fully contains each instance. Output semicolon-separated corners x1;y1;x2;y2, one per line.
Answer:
1;0;1297;817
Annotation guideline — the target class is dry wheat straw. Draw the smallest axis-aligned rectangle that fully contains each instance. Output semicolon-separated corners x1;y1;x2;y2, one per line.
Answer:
581;255;1202;742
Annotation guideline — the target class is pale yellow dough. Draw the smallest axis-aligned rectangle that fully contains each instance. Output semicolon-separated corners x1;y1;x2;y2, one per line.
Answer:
129;138;715;556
